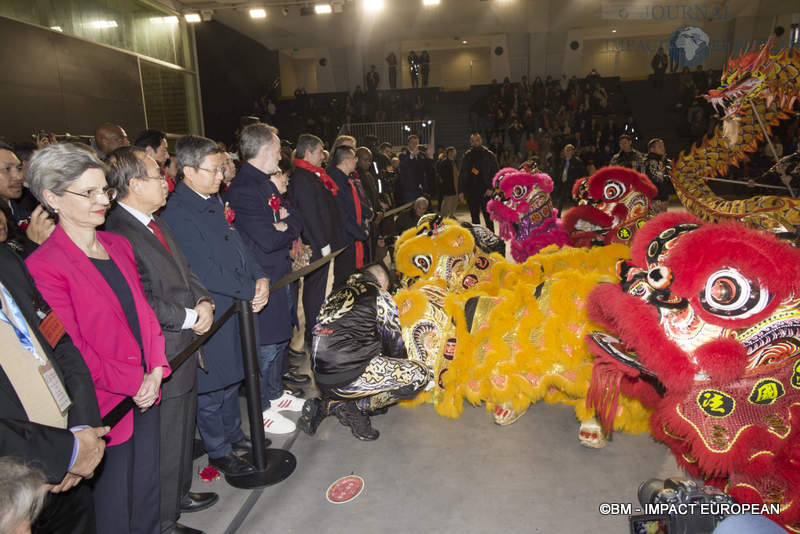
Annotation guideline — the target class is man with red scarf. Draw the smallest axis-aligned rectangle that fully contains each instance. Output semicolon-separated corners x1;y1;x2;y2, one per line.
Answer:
328;146;371;289
288;134;345;350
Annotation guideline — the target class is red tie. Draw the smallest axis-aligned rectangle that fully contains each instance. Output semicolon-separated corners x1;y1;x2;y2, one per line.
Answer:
147;219;172;255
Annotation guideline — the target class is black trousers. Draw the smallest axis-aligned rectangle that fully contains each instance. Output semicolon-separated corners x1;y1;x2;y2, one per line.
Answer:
92;406;160;534
466;192;492;228
388;67;397;89
333;243;356;291
303;261;328;346
35;484;95;534
158;384;197;533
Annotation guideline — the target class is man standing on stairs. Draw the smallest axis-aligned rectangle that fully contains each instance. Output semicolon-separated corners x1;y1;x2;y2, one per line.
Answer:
652;47;668;90
459;133;498;229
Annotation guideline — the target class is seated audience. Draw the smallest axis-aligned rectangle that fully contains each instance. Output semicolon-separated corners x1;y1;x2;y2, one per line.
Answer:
24;142;170;533
299;263;430;440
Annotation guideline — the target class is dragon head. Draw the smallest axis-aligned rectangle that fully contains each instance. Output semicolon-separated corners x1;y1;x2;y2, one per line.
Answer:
587;211;800;395
561;166;657;246
705;37;778;121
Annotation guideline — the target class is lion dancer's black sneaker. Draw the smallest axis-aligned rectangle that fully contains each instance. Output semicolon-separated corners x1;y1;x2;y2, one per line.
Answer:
333;400;379;441
298;397;328;435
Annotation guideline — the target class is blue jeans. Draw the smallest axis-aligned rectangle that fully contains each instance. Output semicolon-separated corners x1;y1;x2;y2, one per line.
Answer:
258;341;289;411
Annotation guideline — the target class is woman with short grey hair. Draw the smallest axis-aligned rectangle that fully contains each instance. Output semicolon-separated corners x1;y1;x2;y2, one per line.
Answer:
24;141;171;534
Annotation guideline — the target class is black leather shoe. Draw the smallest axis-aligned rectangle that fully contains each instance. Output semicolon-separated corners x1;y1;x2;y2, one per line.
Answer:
232;436;270;454
282;370;311;385
298;397;327;436
208;454;256;477
174;523;204;534
180;492;219;513
282;383;306;398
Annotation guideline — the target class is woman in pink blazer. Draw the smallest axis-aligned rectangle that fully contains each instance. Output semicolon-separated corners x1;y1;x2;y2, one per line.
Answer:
25;143;170;534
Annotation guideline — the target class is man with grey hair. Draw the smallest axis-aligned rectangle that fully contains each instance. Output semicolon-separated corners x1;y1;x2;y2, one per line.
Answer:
161;135;270;479
396;196;429;234
227;124;306;435
105;146;218;533
288;134;345;351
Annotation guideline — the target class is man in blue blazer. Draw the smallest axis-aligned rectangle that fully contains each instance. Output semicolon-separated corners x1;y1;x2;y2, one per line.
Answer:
226;124;306;435
161;136;269;478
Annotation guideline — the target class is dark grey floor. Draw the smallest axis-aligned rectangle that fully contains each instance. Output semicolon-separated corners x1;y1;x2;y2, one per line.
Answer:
181;399;681;534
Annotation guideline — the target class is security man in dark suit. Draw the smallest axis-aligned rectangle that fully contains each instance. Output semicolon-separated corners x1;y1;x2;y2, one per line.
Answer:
105;147;219;534
287;134;345;349
0;242;106;534
458;133;498;228
161;136;270;479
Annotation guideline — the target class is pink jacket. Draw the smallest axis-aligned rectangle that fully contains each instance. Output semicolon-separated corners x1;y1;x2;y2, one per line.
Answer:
26;226;170;446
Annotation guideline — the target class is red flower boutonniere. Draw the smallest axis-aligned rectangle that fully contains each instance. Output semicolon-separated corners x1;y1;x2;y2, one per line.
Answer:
224;202;236;229
269;194;282;222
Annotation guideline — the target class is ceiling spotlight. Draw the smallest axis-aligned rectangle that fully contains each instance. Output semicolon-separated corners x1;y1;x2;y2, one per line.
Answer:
462;40;468;44
50;25;63;32
184;13;201;23
423;0;440;4
364;0;384;12
611;28;617;33
88;20;118;29
315;4;332;14
249;8;267;18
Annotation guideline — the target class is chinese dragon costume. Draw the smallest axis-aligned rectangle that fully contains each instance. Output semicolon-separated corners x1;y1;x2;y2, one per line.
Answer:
672;37;800;234
393;215;651;446
586;211;800;531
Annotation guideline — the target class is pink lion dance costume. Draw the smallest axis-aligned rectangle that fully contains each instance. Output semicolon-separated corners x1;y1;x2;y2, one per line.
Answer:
486;167;569;263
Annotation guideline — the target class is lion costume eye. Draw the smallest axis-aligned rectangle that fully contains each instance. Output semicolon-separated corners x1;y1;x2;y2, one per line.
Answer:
647;265;673;289
699;268;770;318
602;181;625;201
413;254;432;273
512;185;527;199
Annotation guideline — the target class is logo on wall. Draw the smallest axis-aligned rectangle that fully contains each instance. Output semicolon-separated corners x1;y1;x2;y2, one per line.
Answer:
668;25;710;67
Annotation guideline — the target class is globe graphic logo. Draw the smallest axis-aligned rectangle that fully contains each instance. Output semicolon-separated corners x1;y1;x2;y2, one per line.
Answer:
668;25;710;68
618;8;629;19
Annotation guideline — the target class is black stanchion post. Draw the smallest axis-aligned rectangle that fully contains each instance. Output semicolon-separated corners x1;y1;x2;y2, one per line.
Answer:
222;300;296;489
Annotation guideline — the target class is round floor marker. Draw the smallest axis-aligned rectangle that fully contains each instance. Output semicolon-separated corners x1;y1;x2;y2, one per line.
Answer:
326;475;364;504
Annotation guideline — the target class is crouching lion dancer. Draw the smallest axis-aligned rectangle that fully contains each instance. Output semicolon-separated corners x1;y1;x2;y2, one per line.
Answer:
299;263;431;440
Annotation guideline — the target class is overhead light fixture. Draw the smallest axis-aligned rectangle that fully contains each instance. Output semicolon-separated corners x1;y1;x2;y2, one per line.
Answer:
249;8;267;18
150;16;179;24
184;13;201;23
462;40;468;44
364;0;384;12
50;25;63;32
87;20;118;29
315;4;332;14
423;0;440;4
611;28;617;33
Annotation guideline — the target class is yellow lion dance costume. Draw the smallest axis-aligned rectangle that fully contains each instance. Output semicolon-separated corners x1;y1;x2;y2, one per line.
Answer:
393;216;651;446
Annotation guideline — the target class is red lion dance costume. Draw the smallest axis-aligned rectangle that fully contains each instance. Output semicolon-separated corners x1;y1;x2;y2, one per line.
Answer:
586;211;800;532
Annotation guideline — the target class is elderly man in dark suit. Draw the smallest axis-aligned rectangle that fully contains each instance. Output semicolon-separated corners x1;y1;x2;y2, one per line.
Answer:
161;136;269;479
226;124;306;435
105;147;219;534
288;134;345;350
0;242;107;533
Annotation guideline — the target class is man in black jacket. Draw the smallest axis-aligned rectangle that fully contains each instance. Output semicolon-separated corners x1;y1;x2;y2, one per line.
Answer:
398;135;433;204
0;242;107;533
288;134;346;349
299;264;430;441
105;147;218;534
458;133;498;228
553;144;587;212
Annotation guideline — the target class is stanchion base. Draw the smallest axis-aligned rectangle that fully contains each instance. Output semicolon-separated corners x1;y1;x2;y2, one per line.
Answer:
225;448;297;489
